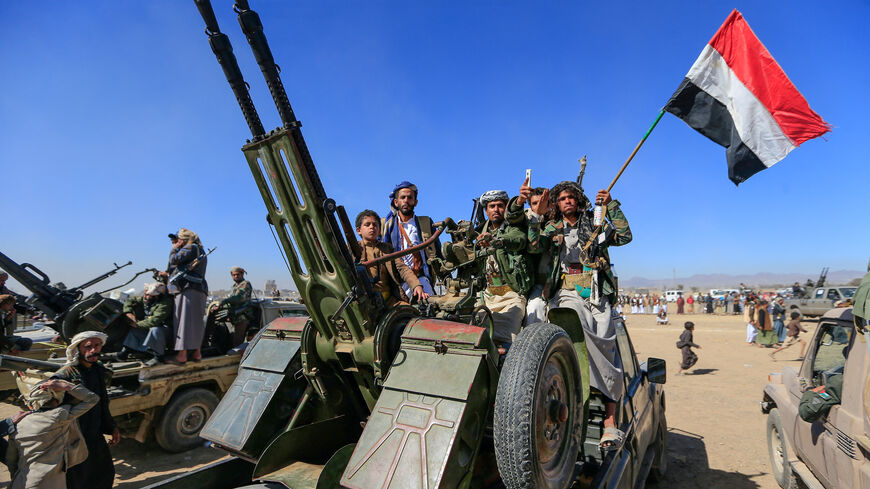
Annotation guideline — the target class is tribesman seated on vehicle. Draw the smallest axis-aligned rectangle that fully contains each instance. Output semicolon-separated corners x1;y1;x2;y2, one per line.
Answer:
357;210;429;309
118;282;173;366
209;266;253;348
527;181;632;450
475;190;533;347
381;181;443;296
0;294;32;355
509;180;553;325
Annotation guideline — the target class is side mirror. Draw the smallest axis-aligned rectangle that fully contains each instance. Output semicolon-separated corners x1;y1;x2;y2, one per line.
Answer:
646;357;667;384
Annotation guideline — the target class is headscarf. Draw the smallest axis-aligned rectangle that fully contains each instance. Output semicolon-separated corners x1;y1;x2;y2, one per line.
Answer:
65;331;108;365
144;282;167;296
230;266;246;274
384;181;419;224
176;228;201;245
479;190;508;205
25;381;65;411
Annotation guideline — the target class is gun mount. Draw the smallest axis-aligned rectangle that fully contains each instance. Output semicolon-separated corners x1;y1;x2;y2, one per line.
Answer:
0;250;132;350
175;2;595;489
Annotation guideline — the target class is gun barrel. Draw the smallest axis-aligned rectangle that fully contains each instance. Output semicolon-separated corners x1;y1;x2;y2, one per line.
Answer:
0;354;62;372
0;250;73;317
194;0;266;139
73;260;132;292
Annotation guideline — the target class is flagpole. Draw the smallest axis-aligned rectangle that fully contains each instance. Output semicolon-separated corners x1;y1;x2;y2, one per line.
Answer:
605;109;666;192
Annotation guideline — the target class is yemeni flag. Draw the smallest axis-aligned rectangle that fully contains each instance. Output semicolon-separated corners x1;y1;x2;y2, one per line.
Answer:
665;10;830;185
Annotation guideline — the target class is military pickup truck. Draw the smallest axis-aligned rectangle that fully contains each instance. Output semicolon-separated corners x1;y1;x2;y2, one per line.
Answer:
2;299;307;453
761;307;870;489
782;285;857;318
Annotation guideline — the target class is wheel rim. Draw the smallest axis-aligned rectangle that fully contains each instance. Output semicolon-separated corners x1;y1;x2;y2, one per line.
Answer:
177;402;209;436
535;348;577;474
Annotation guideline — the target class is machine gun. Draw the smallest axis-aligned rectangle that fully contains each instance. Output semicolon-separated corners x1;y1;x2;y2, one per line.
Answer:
168;246;216;287
0;250;132;350
175;3;594;489
815;267;829;288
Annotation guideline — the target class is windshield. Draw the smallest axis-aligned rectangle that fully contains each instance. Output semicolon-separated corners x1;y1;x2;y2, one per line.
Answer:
839;287;856;298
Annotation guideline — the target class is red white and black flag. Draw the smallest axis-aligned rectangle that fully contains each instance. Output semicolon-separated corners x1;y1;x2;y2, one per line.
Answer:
665;9;830;185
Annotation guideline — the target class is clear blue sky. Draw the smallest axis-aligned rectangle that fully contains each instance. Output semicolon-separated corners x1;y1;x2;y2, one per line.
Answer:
1;1;866;293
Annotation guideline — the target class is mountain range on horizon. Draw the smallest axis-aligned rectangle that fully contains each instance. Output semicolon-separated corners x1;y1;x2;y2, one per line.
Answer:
618;269;864;290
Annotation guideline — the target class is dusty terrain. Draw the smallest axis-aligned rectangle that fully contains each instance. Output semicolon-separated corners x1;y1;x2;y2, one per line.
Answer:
0;311;805;488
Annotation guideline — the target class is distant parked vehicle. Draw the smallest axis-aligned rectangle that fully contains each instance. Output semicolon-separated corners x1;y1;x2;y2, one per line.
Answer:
664;290;684;302
709;289;739;300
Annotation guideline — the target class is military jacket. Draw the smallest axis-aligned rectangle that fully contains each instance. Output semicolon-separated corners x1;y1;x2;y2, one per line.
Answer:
220;280;253;321
798;373;842;422
478;219;533;297
528;200;632;304
123;295;173;330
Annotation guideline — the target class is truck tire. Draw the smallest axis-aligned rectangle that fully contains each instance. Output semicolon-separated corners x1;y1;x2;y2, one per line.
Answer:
766;408;801;489
647;414;668;482
155;388;220;452
494;323;583;489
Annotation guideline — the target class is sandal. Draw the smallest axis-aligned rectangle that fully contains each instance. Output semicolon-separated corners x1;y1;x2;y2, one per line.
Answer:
599;427;625;451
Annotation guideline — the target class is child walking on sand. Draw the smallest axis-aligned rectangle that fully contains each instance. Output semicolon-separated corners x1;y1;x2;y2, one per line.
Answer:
676;321;701;375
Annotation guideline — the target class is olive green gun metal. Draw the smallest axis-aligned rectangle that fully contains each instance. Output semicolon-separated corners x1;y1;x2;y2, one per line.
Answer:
187;2;594;489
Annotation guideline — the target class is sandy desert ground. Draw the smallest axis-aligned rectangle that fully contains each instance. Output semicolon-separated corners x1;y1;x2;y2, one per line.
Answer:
0;310;808;488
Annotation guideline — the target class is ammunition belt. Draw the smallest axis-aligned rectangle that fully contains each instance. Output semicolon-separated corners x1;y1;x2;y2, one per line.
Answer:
487;285;513;296
561;271;594;290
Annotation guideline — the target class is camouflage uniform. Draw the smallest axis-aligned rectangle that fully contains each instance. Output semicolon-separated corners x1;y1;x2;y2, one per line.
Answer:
220;279;253;324
476;218;533;345
528;198;632;402
122;294;173;355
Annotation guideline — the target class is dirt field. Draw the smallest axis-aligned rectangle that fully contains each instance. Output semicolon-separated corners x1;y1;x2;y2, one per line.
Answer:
0;311;805;488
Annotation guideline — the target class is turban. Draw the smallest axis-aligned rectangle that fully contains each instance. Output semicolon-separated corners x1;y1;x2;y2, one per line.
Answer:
25;381;65;411
144;282;167;296
65;331;108;366
176;228;200;245
230;267;246;274
479;190;509;205
389;181;418;200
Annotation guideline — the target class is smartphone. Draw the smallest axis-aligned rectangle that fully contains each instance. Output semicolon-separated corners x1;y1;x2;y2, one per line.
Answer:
525;168;532;186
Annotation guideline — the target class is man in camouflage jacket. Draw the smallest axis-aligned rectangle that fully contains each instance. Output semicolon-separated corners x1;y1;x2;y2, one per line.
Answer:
217;266;254;346
527;181;632;449
120;282;173;364
476;190;533;346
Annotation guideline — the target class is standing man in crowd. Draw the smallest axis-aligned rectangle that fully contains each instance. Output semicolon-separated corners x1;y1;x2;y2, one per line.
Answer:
357;210;428;308
676;292;684;314
52;331;119;489
213;267;253;347
119;282;173;365
163;228;208;364
528;181;632;450
476;190;532;347
7;379;98;488
381;182;442;297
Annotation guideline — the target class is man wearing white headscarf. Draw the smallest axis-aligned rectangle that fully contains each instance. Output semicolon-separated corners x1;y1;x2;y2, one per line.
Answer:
7;379;97;489
51;331;118;489
118;282;173;365
475;190;533;346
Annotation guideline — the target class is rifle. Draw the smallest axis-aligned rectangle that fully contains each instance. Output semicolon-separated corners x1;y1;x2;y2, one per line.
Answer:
577;155;587;187
168;247;216;287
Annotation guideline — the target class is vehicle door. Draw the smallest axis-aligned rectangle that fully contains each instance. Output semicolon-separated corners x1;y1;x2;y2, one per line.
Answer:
614;321;649;487
793;321;853;488
824;288;842;313
808;288;826;315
